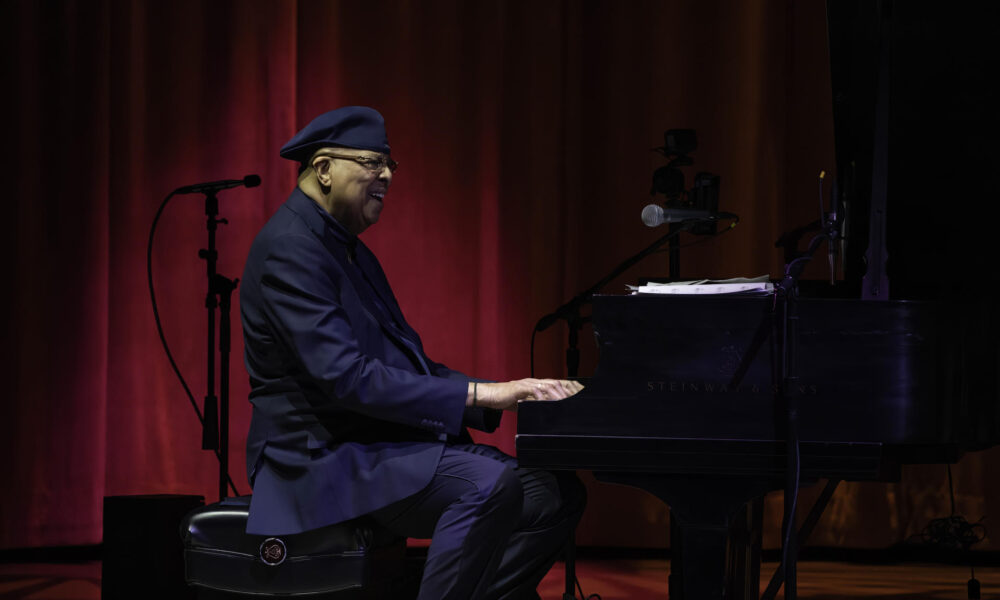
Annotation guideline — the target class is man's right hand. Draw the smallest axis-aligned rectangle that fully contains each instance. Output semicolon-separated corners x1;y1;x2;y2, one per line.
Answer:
469;379;584;411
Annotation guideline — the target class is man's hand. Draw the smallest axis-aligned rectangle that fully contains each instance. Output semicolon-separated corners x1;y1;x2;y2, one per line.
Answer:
468;379;584;411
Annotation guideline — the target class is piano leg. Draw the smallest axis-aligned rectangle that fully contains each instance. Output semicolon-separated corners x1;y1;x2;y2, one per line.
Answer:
725;496;764;600
596;473;772;600
669;517;684;600
563;538;576;600
673;509;731;600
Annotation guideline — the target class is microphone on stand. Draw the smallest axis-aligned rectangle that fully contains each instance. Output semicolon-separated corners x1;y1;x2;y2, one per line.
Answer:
175;174;261;195
641;204;738;228
823;172;836;285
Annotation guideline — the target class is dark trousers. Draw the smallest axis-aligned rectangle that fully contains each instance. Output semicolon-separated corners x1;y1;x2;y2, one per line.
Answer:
369;443;586;600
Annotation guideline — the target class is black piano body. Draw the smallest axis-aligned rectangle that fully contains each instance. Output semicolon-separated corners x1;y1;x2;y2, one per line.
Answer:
519;293;999;475
517;293;999;599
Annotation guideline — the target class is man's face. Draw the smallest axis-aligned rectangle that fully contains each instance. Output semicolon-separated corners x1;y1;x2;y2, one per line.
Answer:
315;150;393;235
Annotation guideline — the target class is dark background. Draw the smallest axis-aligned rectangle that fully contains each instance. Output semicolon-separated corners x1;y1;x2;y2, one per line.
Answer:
1;0;996;552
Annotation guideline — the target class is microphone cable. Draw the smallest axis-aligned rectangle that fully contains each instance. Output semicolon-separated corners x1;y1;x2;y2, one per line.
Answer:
907;464;986;599
574;575;602;600
147;190;239;496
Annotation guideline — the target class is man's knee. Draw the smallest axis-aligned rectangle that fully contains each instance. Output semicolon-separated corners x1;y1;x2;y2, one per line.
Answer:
486;465;524;522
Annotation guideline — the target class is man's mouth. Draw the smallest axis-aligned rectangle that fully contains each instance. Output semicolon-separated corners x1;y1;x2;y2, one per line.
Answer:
368;190;385;200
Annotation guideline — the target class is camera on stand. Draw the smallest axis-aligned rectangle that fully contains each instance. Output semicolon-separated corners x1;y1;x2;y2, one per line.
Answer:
649;129;721;235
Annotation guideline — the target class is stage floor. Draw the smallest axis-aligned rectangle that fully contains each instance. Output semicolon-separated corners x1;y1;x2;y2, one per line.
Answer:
540;559;998;599
0;558;996;599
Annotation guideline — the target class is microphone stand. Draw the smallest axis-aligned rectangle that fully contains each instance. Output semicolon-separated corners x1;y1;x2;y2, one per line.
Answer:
535;221;694;376
535;222;693;600
197;191;239;502
668;222;683;279
771;213;839;600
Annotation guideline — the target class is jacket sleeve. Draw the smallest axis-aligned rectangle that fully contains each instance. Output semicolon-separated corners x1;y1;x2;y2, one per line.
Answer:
361;246;504;435
425;360;502;433
254;233;467;437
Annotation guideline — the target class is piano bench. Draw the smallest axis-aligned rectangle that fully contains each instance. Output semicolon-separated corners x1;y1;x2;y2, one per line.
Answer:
180;496;419;600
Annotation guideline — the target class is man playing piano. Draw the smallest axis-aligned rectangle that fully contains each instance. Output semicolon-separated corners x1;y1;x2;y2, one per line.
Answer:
239;106;586;600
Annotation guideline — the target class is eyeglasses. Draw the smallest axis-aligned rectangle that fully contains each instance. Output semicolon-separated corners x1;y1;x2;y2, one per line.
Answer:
321;153;399;174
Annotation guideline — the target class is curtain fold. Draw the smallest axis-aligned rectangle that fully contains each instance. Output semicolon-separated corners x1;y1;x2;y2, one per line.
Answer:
2;0;996;552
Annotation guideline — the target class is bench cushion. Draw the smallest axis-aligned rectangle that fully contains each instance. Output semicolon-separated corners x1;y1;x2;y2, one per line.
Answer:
180;496;412;597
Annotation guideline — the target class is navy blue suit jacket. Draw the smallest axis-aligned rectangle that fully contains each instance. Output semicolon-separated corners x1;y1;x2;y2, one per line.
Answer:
240;188;500;535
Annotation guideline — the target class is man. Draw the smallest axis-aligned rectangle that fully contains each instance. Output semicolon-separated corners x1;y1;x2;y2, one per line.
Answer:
240;106;586;600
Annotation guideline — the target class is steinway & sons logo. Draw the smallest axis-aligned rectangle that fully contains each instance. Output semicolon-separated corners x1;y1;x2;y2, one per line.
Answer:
646;381;819;395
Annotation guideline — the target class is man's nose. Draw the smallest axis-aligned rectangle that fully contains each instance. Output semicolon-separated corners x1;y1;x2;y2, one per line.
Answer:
377;165;393;182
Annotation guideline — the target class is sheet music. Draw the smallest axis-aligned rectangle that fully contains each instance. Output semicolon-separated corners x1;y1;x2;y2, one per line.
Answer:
628;275;773;295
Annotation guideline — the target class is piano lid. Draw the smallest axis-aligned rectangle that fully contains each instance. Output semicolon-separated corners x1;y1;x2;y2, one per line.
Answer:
826;0;1000;300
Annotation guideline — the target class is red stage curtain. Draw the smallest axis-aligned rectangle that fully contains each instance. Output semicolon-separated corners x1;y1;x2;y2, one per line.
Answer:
2;0;997;552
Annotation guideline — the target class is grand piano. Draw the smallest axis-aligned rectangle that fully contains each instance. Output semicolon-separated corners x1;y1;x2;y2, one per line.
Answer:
516;2;1000;599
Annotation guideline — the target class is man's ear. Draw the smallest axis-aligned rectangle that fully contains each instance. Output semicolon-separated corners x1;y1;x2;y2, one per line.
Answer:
312;156;333;186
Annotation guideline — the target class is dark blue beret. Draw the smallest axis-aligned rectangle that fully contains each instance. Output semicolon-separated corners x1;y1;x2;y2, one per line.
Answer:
279;106;391;164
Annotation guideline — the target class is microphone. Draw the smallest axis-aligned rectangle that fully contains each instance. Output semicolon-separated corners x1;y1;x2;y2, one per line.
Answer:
175;174;261;195
641;204;736;227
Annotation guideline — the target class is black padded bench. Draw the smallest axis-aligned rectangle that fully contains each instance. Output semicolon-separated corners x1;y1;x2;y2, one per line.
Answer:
180;496;419;599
